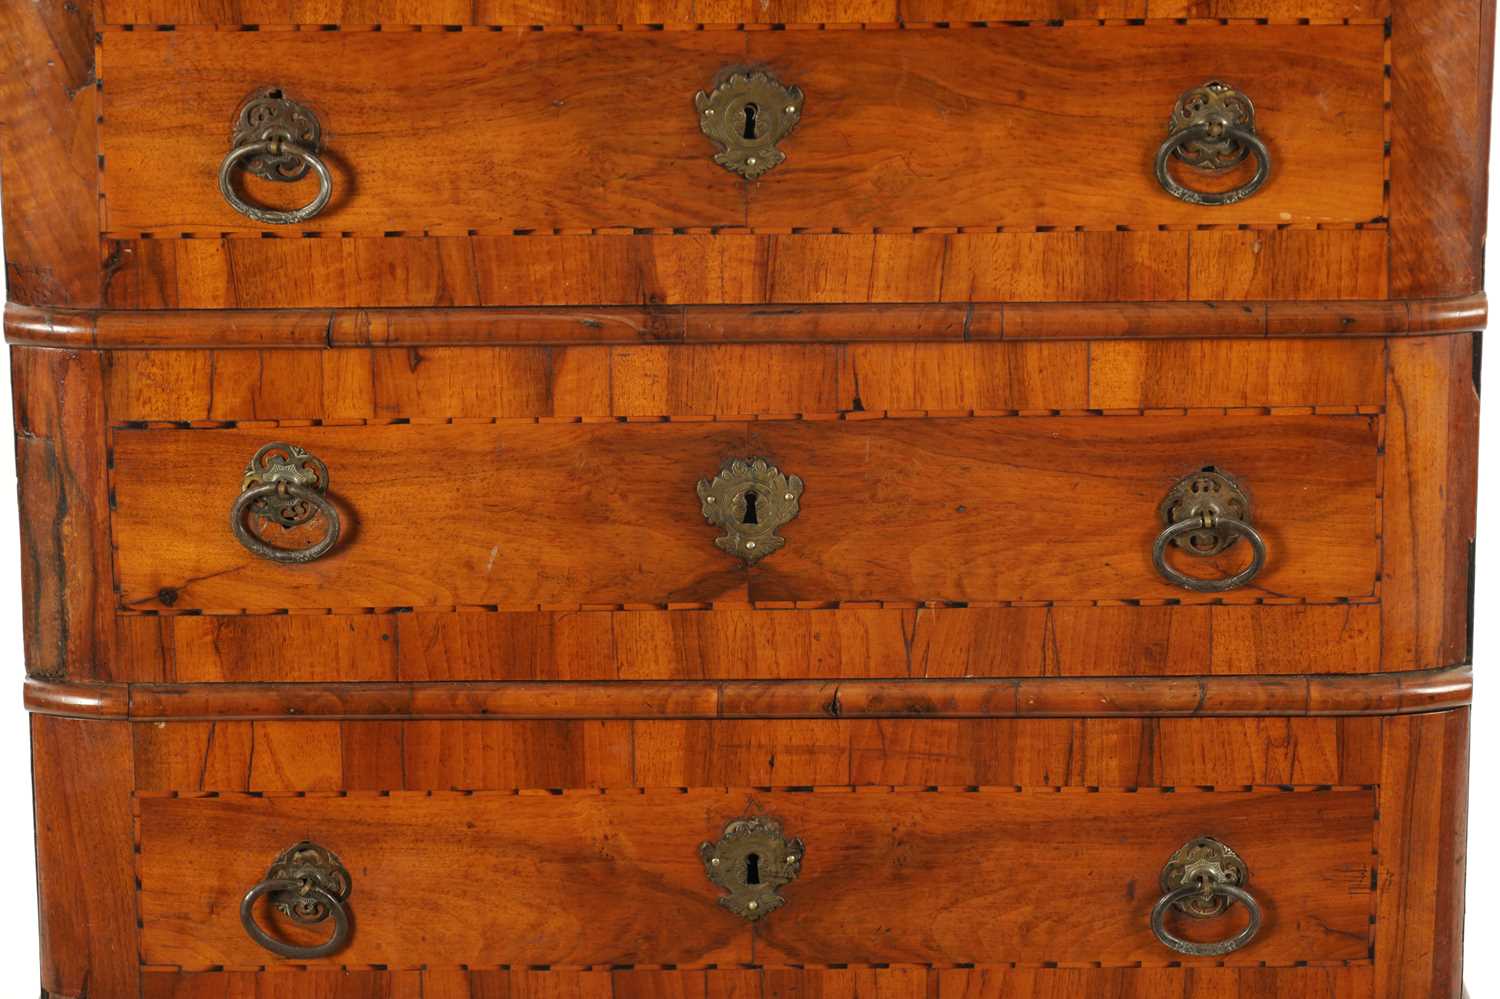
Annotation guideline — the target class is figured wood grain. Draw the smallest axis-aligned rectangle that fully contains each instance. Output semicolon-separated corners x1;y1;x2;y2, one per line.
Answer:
137;966;1377;999
1389;0;1491;296
101;232;1197;308
0;0;100;307
110;415;1379;610
98;337;1393;421
1087;338;1384;409
99;26;1385;233
1188;229;1389;301
95;0;1392;24
108;603;1383;683
122;711;1391;790
136;788;1373;967
32;717;138;999
9;297;1489;349
1381;335;1479;670
12;347;116;679
1375;709;1469;999
28;664;1469;725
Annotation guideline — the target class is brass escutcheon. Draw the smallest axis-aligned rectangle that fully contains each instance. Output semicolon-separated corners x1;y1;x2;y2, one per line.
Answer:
697;457;803;564
700;815;804;922
695;71;804;180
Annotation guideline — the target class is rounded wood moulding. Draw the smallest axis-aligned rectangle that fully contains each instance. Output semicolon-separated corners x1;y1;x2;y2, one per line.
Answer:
23;665;1473;721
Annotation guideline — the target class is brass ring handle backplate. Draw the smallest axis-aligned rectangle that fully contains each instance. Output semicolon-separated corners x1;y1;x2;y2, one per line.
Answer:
241;841;353;960
231;442;342;564
1151;837;1263;957
1152;470;1266;592
1155;81;1270;206
220;88;333;225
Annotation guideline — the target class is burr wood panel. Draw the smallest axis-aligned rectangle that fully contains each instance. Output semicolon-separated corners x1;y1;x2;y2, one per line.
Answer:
136;787;1373;968
99;26;1385;233
109;415;1380;611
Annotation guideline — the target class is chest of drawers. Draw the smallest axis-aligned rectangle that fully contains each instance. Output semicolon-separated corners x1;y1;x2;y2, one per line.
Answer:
1;0;1485;994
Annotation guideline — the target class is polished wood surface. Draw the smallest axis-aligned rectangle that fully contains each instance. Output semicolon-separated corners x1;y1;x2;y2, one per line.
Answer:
12;347;115;680
101;229;1391;308
137;787;1374;967
6;295;1487;349
139;966;1379;999
4;0;1487;990
23;664;1474;719
100;26;1384;233
32;716;139;999
112;603;1386;683
0;0;100;308
98;0;1391;25
110;415;1379;610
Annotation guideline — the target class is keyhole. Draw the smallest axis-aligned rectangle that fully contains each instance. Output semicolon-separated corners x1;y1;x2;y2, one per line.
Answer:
742;103;759;141
741;491;760;525
745;852;761;885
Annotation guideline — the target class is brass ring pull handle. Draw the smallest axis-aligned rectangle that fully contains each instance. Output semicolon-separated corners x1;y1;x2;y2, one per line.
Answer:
219;88;332;225
1152;470;1266;593
230;443;341;564
1150;837;1262;958
1155;81;1270;206
240;842;353;960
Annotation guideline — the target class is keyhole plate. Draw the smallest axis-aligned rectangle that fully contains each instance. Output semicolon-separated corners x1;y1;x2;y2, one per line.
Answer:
694;71;803;180
697;457;804;564
700;815;804;922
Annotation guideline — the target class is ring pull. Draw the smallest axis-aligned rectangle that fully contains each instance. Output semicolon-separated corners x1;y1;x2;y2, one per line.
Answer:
219;88;333;225
1155;81;1270;206
241;841;353;960
230;442;342;564
1152;469;1266;593
1151;837;1263;957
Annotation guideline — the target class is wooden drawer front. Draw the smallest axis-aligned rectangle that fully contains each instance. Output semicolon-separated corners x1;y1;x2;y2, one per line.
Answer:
138;787;1374;968
100;25;1383;235
111;414;1378;612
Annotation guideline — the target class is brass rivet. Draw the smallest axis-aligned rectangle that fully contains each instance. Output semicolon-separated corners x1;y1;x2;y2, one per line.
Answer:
746;157;757;165
705;108;715;115
746;900;759;910
787;855;798;864
710;857;720;865
784;493;794;500
745;541;757;549
785;106;797;113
